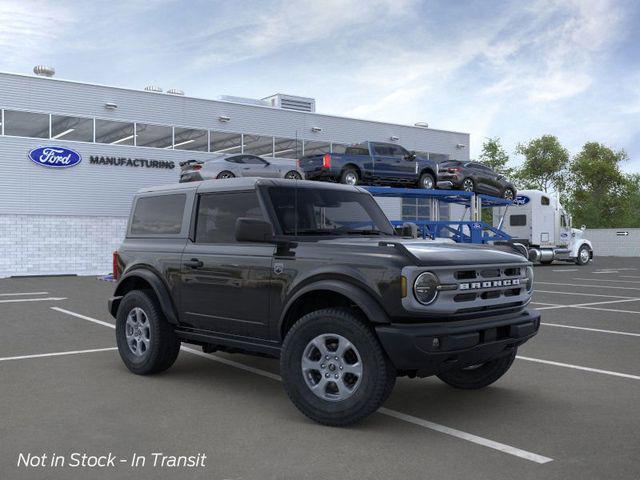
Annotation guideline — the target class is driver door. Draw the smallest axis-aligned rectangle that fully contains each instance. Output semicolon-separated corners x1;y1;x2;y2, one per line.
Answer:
238;155;278;177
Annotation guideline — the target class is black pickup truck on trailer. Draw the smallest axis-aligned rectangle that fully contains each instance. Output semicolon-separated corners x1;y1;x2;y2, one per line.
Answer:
299;141;439;189
109;178;539;426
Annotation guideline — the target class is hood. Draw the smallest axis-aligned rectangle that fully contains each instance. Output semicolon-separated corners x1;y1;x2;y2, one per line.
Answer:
316;237;528;266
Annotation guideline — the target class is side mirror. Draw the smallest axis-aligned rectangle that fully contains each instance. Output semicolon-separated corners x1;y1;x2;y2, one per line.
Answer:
581;225;586;231
405;151;416;161
235;218;273;243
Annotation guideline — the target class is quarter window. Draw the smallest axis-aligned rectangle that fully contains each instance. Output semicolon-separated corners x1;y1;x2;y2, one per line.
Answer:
3;110;49;138
195;192;264;243
130;194;186;235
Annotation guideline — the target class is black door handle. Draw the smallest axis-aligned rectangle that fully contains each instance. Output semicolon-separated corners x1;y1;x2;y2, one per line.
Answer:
184;258;203;268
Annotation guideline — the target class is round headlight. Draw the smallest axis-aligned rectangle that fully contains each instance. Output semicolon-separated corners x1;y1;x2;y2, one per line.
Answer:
414;272;440;305
525;266;534;293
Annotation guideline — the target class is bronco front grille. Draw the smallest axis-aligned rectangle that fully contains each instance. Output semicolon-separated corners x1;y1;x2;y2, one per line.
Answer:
401;263;531;317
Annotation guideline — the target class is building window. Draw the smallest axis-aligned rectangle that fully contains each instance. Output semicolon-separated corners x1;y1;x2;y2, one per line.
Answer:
210;131;242;154
273;137;302;158
303;140;331;156
135;123;172;149
51;115;93;142
3;110;49;138
173;127;208;151
95;119;135;145
243;134;274;156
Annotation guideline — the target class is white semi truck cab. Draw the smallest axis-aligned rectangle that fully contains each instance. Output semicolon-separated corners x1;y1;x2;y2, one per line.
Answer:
494;190;593;265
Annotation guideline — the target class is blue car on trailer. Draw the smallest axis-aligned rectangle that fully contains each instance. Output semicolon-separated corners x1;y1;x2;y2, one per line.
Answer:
298;141;439;190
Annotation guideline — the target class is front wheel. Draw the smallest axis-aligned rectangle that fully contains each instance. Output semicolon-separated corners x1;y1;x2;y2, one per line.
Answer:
418;172;435;189
280;308;396;426
576;245;591;265
436;349;516;389
115;290;181;375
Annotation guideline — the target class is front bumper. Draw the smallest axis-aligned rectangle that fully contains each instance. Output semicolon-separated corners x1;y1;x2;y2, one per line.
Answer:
375;309;540;376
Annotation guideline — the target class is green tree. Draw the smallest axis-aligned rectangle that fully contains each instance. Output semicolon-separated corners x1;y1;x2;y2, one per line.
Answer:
478;137;514;177
514;135;569;192
566;142;635;228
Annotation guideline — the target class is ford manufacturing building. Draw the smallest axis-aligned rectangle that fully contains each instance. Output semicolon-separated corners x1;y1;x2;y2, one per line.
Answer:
0;69;470;278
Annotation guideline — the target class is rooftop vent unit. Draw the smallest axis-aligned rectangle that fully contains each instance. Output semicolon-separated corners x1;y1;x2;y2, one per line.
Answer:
33;65;55;77
262;94;316;113
219;95;270;107
144;85;163;93
167;88;185;96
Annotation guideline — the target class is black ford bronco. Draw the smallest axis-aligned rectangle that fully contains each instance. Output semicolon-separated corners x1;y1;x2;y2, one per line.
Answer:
109;178;540;426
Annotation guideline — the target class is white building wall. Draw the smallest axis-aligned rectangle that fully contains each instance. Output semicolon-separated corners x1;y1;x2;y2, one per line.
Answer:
0;215;127;278
583;228;640;257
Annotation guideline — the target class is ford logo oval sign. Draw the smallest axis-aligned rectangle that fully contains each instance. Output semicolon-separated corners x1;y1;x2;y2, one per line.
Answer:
28;146;82;168
514;195;530;206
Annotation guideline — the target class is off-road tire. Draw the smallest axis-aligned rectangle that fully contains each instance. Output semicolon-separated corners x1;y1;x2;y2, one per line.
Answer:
436;349;516;390
419;172;435;189
116;290;181;375
280;308;396;426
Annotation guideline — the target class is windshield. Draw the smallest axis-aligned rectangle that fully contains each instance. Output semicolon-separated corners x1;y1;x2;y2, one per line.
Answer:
267;187;394;236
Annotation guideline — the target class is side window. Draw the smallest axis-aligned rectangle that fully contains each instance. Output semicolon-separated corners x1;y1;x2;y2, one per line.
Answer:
510;215;527;227
561;215;567;227
130;194;186;235
242;155;267;165
373;144;391;156
541;196;550;206
388;145;407;158
226;156;243;164
195;192;264;243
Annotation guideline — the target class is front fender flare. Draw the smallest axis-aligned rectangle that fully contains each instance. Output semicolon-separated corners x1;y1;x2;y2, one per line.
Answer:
110;269;179;324
279;279;390;332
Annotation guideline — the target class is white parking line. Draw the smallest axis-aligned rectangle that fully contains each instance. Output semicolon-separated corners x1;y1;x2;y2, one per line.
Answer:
536;281;640;291
0;347;116;362
621;275;640;279
533;298;640;312
535;290;637;299
0;292;49;296
0;297;66;304
48;307;553;464
552;269;578;272
517;356;640;381
378;408;553;464
541;323;640;337
573;278;640;284
574;305;640;315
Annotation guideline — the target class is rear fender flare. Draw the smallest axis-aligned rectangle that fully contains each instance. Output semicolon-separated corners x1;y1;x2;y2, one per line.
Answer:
111;269;179;324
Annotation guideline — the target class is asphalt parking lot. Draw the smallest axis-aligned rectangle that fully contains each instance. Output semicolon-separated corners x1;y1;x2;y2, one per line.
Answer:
1;257;639;480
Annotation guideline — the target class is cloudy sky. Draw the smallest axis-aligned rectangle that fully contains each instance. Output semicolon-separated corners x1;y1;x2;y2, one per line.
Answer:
1;0;638;171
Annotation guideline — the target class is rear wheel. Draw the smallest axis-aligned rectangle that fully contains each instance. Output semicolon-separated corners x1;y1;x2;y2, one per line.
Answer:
280;308;396;426
576;245;591;265
216;171;235;179
284;170;303;180
340;168;359;186
462;178;475;192
436;349;516;389
418;172;435;189
115;290;181;375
